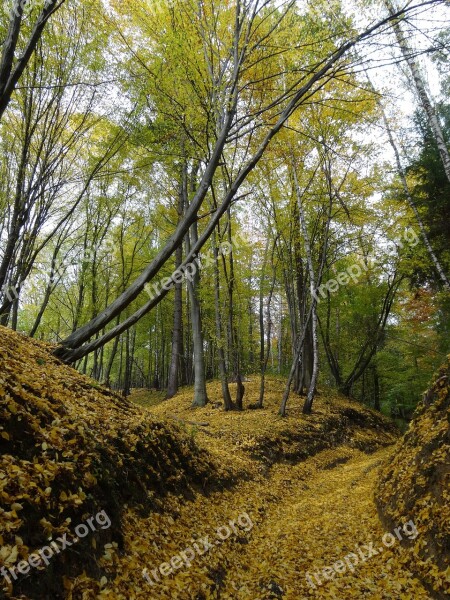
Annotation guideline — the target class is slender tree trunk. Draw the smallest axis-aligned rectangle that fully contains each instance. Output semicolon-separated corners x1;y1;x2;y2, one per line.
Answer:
213;230;233;410
186;221;209;408
72;231;90;333
10;297;18;330
248;298;255;367
118;335;124;390
279;306;312;416
225;209;245;409
258;279;275;408
299;323;314;394
0;0;66;121
373;364;381;411
167;174;185;398
29;247;60;337
90;246;101;380
258;237;277;408
385;0;450;183
258;240;269;406
277;298;283;374
123;327;134;397
167;244;183;399
381;108;450;288
292;200;308;395
247;247;255;367
103;318;120;387
292;164;320;415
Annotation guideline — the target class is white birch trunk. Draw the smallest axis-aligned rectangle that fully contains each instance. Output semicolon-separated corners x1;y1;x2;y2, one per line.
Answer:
385;0;450;184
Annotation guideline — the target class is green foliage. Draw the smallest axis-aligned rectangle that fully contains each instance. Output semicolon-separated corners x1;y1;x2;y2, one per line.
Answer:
405;105;450;286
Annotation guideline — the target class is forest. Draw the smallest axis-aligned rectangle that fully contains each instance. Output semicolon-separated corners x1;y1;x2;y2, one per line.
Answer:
0;0;449;418
0;1;449;599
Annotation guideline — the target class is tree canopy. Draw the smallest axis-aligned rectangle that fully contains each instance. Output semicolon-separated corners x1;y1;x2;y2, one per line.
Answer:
0;0;449;417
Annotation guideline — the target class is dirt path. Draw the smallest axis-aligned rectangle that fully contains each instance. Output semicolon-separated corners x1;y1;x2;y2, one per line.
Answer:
108;445;433;599
215;447;432;599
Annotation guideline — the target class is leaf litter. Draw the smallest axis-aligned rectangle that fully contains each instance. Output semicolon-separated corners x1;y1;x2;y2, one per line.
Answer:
0;326;447;599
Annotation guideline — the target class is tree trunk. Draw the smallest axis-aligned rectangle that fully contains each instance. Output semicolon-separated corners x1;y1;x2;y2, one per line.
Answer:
279;304;313;416
103;318;120;387
235;374;245;411
0;0;66;120
166;178;185;399
385;0;450;184
167;244;183;399
258;237;277;408
373;364;381;411
186;221;209;408
299;322;313;394
213;230;233;410
51;4;423;363
292;164;320;414
225;209;245;410
258;240;269;407
29;244;61;337
381;105;450;288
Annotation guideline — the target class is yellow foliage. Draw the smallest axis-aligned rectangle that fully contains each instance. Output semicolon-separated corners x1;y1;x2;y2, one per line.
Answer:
0;326;444;598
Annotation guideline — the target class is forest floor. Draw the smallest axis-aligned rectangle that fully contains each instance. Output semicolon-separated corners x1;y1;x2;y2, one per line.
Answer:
108;445;435;599
107;379;435;600
1;327;444;600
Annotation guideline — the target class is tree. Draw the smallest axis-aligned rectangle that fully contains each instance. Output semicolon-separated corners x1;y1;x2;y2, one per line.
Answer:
0;0;126;323
0;0;66;119
385;0;450;183
54;0;443;364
